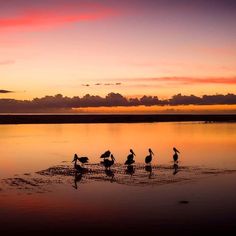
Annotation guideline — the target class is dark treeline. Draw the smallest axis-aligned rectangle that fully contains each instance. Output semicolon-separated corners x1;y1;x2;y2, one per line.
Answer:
1;93;236;112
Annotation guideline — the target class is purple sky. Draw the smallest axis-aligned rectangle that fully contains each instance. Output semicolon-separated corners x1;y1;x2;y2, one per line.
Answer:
0;0;236;100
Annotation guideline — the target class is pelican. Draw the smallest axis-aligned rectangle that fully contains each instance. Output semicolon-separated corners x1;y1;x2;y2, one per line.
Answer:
73;154;89;165
100;150;111;159
102;154;115;169
125;149;135;165
145;148;154;165
125;159;135;165
72;155;88;173
173;147;180;163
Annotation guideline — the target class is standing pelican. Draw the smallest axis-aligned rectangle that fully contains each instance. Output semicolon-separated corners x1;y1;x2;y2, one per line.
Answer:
73;154;89;165
102;154;115;169
125;149;135;165
72;155;88;173
173;147;180;163
145;148;154;165
100;150;111;159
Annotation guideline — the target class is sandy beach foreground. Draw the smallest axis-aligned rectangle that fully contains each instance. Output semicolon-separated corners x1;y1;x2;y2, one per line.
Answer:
0;114;236;124
1;169;235;236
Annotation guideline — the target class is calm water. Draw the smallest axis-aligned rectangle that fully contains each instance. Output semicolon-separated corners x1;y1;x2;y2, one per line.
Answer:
0;122;236;235
0;122;236;177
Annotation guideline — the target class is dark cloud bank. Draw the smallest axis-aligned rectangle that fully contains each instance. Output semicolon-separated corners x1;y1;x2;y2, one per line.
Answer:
1;93;236;112
0;89;13;93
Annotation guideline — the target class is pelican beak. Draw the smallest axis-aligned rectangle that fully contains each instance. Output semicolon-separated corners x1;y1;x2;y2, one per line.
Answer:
130;149;135;156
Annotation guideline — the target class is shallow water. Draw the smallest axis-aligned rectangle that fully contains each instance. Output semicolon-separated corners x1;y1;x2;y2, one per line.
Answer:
0;122;236;235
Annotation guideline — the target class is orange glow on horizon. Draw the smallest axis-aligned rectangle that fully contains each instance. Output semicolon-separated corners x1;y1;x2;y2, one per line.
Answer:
73;104;236;114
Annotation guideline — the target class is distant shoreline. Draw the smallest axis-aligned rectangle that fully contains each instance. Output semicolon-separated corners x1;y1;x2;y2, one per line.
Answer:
0;114;236;124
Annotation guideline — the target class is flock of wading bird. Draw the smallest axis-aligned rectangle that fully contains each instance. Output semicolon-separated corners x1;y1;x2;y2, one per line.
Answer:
72;147;180;174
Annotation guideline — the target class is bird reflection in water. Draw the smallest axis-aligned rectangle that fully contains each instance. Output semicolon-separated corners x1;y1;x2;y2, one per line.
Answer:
72;172;83;189
145;165;153;179
173;163;179;175
105;169;115;182
125;165;135;177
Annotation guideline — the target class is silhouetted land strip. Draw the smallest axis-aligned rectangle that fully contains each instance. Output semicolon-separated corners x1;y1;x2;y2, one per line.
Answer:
0;114;236;124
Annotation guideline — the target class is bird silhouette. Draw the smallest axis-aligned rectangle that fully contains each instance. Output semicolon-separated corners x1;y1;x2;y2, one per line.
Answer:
100;150;111;159
72;155;88;173
173;147;180;163
102;154;115;169
125;158;135;165
73;154;89;165
125;149;135;165
145;148;154;165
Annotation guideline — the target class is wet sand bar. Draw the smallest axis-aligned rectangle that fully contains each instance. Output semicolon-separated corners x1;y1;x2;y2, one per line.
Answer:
0;114;236;124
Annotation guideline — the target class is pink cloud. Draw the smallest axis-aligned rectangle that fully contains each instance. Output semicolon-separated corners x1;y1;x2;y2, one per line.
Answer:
127;77;236;85
0;4;119;30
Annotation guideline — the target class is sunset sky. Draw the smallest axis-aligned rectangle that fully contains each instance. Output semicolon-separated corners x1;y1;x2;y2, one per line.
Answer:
0;0;236;101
